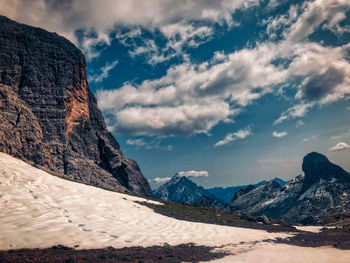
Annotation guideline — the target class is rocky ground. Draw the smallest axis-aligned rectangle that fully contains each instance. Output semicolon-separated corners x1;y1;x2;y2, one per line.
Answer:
0;244;227;263
273;227;350;250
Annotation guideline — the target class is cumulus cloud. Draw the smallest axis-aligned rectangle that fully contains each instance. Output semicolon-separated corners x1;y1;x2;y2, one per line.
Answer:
97;43;287;136
4;0;350;136
272;131;288;138
99;33;350;134
329;142;350;151
285;0;350;43
98;0;350;135
214;126;252;147
302;66;345;101
0;0;260;60
110;103;236;136
151;177;172;184
177;170;209;178
266;0;350;43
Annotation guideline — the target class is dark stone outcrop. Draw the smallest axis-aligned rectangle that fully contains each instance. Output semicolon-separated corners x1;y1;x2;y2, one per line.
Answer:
0;16;152;196
230;152;350;224
301;152;350;193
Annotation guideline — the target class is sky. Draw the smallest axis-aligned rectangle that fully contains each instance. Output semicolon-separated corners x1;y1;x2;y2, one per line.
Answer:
1;0;350;189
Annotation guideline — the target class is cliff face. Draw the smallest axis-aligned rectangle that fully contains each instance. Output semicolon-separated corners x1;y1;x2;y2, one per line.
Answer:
0;16;152;196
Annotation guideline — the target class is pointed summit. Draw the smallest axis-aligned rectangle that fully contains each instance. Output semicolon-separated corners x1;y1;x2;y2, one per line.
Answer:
301;152;350;192
153;174;225;208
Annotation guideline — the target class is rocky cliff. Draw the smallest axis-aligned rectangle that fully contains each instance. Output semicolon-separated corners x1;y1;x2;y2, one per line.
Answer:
230;152;350;224
0;16;152;196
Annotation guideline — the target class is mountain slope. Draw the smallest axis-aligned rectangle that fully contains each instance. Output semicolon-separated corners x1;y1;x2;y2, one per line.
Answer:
207;180;268;203
207;178;286;203
230;152;350;223
0;16;151;196
0;152;288;250
154;174;225;208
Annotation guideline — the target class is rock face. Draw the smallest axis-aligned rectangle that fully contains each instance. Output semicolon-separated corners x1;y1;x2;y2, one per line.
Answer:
301;152;350;193
230;152;350;224
154;174;225;209
0;16;152;196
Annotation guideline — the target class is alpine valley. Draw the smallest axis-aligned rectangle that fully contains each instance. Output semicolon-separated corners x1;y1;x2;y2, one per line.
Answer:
1;2;350;262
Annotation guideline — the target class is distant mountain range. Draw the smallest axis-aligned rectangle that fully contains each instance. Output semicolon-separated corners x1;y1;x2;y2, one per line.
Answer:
153;173;286;208
153;174;225;209
207;178;286;203
230;152;350;224
154;152;350;224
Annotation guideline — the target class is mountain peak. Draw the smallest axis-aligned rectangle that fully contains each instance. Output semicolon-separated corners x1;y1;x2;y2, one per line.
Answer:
154;174;225;208
301;152;350;192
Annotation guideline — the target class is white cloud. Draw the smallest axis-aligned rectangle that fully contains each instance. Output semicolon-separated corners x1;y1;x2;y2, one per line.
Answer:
90;60;118;83
126;138;172;150
4;0;350;137
110;103;236;136
177;170;209;178
124;22;215;65
151;177;172;184
97;0;350;136
99;35;350;135
126;138;147;147
272;131;288;138
0;0;260;60
97;43;288;136
302;136;317;142
329;142;350;151
266;0;350;43
274;102;314;124
214;126;252;147
286;0;350;43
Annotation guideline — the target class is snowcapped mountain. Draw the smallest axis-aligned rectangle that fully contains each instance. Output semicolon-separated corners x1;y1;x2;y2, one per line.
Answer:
153;174;226;208
230;152;350;224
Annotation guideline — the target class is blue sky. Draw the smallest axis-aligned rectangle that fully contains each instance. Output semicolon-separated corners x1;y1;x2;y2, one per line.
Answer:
2;0;350;189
